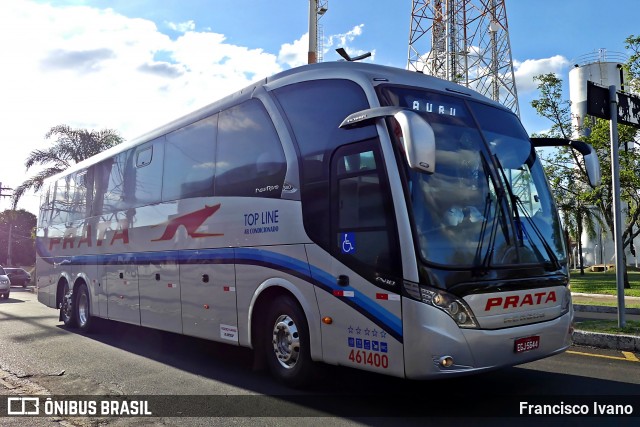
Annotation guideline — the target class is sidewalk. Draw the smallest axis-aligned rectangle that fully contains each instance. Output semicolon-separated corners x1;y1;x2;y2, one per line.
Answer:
571;292;640;352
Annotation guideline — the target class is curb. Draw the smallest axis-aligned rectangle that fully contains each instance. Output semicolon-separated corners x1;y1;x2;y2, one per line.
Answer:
574;304;640;315
572;330;640;352
573;303;639;352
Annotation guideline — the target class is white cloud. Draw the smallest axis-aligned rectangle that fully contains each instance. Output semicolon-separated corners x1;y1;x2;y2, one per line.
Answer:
514;55;571;93
167;20;196;33
325;24;364;49
0;0;287;213
0;1;371;214
278;33;309;68
323;24;374;62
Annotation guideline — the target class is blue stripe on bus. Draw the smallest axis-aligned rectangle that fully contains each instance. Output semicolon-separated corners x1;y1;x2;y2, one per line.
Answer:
37;246;403;342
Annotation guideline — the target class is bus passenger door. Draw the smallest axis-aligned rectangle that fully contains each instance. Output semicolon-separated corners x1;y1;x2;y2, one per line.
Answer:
310;140;405;377
139;258;182;334
105;253;140;325
180;250;238;343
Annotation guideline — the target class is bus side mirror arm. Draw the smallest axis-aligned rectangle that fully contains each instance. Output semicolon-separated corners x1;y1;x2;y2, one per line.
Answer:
340;107;436;173
530;137;601;188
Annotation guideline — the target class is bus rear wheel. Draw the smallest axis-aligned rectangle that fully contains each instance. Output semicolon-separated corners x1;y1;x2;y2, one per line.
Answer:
60;282;77;328
264;296;314;388
74;283;93;332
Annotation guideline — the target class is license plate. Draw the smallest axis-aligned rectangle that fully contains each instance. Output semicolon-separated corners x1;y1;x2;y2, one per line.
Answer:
514;336;540;353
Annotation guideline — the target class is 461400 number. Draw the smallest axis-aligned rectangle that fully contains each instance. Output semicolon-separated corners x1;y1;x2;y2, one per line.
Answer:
348;350;389;369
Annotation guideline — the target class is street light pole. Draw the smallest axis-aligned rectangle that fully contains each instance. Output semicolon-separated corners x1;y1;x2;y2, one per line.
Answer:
7;225;13;266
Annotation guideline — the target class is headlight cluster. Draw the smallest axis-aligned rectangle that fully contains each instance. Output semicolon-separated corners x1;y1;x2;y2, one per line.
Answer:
0;279;9;285
405;281;478;328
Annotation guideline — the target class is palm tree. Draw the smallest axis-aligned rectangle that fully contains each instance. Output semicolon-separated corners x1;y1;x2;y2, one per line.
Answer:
558;198;605;275
12;125;123;208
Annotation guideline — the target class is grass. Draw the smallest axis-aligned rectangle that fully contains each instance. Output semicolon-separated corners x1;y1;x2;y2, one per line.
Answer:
572;297;640;309
574;319;640;335
569;269;640;297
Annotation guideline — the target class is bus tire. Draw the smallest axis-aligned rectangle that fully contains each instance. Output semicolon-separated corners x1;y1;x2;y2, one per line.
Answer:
60;282;77;328
74;282;93;332
264;295;315;388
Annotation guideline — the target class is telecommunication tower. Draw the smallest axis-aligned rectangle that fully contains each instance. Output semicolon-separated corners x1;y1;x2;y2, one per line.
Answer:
408;0;520;116
308;0;329;64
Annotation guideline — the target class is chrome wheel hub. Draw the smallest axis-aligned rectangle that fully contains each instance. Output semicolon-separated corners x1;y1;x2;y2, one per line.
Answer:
272;315;300;369
78;291;89;327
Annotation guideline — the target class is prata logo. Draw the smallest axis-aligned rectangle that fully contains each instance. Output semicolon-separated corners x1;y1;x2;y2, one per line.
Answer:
484;290;557;311
152;204;224;242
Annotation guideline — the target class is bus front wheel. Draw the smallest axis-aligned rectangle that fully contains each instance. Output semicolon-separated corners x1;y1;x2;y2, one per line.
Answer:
264;295;315;388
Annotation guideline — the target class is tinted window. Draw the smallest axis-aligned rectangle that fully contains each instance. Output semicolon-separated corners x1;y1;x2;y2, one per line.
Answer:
273;79;375;249
333;142;401;279
215;99;286;198
50;177;70;224
274;79;376;181
130;137;164;207
68;169;93;222
163;115;217;201
96;151;129;214
38;183;52;227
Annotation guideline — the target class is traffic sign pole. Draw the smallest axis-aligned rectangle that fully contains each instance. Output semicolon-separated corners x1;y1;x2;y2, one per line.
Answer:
609;85;626;328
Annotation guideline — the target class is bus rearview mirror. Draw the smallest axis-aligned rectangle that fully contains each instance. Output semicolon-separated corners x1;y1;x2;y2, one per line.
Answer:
530;137;601;187
340;107;436;174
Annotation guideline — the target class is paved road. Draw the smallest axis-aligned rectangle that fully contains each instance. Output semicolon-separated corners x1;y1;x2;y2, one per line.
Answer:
1;287;639;426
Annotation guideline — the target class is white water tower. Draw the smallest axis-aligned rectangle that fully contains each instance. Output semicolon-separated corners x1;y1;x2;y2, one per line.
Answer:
569;49;628;138
568;49;635;267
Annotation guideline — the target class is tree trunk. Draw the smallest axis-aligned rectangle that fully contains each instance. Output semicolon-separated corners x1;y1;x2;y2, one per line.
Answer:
622;252;631;289
577;221;585;275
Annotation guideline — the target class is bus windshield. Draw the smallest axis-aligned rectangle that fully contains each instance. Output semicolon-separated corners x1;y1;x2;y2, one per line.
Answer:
379;86;566;268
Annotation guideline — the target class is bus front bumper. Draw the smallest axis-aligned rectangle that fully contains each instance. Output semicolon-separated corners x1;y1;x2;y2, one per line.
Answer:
402;297;573;379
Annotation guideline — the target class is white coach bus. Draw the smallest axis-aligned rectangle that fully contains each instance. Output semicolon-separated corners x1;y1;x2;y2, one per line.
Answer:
36;61;600;387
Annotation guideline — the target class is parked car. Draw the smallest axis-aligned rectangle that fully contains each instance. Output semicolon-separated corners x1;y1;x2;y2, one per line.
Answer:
0;266;10;299
4;268;31;287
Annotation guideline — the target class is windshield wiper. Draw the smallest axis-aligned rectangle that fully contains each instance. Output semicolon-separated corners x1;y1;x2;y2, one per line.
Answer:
514;197;562;271
494;157;561;270
473;158;500;274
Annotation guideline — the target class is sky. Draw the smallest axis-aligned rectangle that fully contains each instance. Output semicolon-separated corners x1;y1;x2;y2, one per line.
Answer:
0;0;638;215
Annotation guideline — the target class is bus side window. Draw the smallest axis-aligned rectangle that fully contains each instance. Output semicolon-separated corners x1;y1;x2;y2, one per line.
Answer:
50;178;69;225
130;137;164;207
163;115;217;202
38;183;52;227
272;79;376;250
215;99;286;198
98;151;129;214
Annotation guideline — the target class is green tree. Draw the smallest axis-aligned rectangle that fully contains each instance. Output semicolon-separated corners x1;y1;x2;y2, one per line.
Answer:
624;34;640;92
0;209;37;266
531;73;640;287
12;125;123;208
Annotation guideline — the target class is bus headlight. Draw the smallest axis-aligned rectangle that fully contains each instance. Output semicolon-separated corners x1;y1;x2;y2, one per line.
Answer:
418;285;478;329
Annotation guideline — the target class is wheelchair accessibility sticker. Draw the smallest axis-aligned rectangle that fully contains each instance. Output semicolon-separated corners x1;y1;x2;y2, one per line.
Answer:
341;232;356;254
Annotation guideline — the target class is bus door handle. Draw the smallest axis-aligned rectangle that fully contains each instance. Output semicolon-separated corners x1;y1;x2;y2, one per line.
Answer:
202;274;210;283
119;272;124;279
337;275;350;287
155;273;161;281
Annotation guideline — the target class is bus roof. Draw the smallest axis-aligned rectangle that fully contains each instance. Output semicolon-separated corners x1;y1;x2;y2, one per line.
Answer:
43;61;506;184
